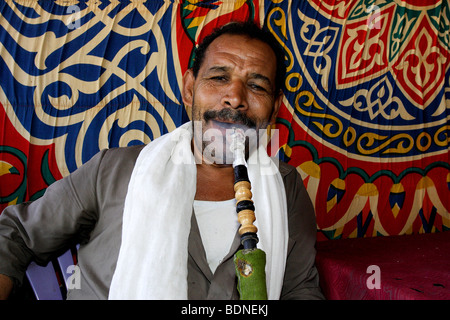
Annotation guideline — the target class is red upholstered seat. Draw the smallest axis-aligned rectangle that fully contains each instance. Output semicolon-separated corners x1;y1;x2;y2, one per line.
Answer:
315;232;450;300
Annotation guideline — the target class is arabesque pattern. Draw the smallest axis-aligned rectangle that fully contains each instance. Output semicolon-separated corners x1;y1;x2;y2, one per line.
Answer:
0;0;448;240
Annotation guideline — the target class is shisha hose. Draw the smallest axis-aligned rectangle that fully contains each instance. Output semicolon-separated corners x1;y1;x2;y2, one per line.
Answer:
230;128;268;300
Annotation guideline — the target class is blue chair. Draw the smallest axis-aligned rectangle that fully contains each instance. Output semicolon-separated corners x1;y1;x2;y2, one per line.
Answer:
25;246;78;300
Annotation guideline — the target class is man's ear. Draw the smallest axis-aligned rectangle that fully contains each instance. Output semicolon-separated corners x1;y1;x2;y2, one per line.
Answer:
269;91;283;124
182;69;195;117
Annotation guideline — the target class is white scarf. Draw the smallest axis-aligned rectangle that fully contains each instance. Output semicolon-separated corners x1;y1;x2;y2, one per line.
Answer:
108;121;288;299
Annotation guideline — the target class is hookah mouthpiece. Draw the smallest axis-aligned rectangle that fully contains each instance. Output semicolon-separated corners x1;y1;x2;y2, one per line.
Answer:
230;128;246;168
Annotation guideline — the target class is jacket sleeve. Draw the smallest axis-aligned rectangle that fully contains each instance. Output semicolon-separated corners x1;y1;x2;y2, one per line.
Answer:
0;149;107;289
280;163;325;300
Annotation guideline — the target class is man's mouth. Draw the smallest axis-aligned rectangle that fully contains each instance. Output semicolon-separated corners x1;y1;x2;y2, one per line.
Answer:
209;120;246;131
203;108;256;129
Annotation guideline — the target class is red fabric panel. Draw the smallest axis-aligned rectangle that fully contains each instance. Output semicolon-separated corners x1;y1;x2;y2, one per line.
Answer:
315;232;450;300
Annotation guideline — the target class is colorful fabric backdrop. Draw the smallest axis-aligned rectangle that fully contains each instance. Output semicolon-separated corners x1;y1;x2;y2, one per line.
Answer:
0;0;449;240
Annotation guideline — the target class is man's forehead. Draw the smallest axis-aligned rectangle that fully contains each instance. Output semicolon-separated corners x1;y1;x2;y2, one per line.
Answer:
200;34;277;77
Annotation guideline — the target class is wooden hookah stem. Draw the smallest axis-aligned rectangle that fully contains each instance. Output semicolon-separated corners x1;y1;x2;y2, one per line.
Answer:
231;128;259;250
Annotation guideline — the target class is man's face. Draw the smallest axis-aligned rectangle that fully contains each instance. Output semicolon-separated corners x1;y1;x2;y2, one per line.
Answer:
182;34;282;164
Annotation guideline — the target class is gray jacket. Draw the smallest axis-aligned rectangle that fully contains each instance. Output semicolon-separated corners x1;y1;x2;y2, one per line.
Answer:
0;145;324;299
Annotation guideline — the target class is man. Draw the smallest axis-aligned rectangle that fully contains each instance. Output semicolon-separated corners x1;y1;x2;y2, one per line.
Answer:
0;21;323;299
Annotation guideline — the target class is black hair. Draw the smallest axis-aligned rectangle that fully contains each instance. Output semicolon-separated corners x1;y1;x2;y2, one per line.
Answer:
191;21;286;94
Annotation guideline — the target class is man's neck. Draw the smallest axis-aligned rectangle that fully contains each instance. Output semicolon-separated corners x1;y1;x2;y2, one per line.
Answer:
191;137;238;201
195;162;236;201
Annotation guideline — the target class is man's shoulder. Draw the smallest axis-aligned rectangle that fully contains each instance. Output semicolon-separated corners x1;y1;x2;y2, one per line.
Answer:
275;160;305;195
104;144;146;155
73;145;146;180
277;159;298;178
99;144;146;163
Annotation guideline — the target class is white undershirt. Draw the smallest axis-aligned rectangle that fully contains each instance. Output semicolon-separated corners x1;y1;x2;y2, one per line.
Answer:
193;199;239;274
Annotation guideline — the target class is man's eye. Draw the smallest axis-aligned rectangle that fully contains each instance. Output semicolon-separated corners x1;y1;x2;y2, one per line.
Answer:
210;76;227;81
249;83;267;92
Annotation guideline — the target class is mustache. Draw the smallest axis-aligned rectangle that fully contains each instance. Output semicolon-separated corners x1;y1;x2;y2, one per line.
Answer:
203;108;256;129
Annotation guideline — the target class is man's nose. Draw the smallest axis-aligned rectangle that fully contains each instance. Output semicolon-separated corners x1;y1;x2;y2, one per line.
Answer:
221;80;248;110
